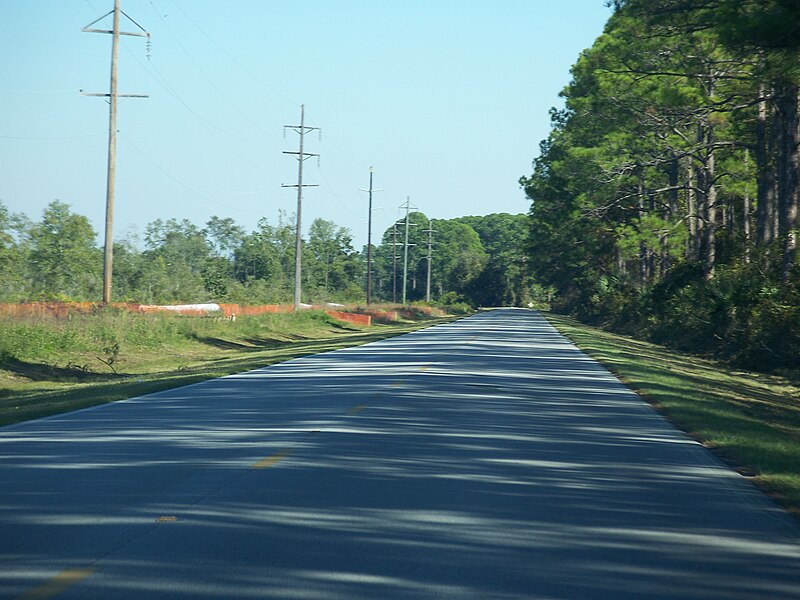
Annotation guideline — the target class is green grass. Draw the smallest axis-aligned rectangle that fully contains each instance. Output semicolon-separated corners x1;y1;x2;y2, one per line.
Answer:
544;311;800;517
0;309;457;427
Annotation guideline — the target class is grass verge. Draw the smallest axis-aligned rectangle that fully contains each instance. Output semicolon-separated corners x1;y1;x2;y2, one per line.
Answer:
0;309;457;428
544;311;800;518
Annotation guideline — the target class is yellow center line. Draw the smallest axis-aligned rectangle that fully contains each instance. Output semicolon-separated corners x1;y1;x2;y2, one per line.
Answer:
251;448;292;469
349;403;368;415
418;363;432;372
16;568;94;600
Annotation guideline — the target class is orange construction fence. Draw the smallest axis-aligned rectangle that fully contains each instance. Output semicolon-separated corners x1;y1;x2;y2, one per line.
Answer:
356;308;400;324
0;302;142;318
0;302;372;326
325;310;371;327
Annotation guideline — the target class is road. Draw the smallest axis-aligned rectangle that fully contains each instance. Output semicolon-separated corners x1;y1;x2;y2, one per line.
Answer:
1;308;799;599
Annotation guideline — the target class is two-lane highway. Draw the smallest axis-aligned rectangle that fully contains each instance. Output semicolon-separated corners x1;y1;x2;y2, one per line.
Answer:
2;309;799;599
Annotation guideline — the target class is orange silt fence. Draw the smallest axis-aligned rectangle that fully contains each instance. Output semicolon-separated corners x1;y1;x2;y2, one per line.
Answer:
0;302;99;318
0;302;374;327
357;309;399;324
325;310;371;327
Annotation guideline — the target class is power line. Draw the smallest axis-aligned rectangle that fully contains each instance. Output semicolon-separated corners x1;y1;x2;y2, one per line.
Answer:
125;4;367;229
119;132;269;214
168;0;298;110
0;133;104;141
127;38;267;144
115;36;278;176
132;56;272;172
316;162;362;219
0;88;75;94
146;0;276;141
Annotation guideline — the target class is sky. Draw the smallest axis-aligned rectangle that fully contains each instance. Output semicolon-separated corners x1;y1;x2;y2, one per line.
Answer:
1;1;612;250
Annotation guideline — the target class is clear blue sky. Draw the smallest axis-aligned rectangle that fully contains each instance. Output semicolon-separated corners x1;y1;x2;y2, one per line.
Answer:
1;1;612;249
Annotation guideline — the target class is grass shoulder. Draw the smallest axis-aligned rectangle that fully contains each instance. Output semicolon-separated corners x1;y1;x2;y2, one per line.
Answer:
543;311;800;519
0;309;459;428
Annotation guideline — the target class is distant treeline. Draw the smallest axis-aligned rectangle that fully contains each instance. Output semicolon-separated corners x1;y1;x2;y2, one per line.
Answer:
0;199;533;309
521;0;800;371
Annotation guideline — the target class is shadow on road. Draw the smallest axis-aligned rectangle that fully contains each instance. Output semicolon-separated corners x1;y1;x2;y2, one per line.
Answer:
1;310;799;599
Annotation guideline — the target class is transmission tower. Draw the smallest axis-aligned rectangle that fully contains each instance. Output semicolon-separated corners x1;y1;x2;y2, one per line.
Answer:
82;0;149;304
282;105;320;310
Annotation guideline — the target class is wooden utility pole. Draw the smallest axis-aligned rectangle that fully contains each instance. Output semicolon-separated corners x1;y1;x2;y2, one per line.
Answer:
400;196;417;305
82;1;149;304
423;219;436;302
392;222;399;303
283;105;320;310
359;168;382;305
103;3;119;306
366;169;375;305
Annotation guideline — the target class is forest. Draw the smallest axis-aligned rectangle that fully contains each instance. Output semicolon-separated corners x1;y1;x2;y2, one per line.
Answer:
0;199;531;310
520;0;800;371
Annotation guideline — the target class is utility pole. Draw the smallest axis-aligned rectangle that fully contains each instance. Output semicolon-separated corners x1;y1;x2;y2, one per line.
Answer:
423;218;436;302
392;222;399;303
400;196;417;305
359;167;382;305
388;221;404;304
82;0;149;304
282;105;320;310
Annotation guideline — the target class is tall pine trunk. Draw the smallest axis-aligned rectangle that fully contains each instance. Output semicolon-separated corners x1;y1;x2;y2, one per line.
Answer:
756;85;778;247
694;120;717;280
775;80;800;278
744;151;752;263
686;158;700;261
704;141;717;280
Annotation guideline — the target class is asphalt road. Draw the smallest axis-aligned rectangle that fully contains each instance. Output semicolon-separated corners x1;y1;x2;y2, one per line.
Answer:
1;308;799;599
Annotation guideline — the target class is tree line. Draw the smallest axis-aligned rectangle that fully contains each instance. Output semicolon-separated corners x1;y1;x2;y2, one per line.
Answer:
521;0;800;371
0;199;532;308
